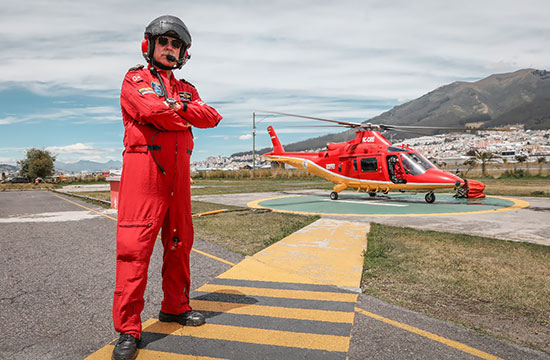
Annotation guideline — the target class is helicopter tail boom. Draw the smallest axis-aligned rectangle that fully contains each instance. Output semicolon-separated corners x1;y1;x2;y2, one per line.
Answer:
267;126;285;154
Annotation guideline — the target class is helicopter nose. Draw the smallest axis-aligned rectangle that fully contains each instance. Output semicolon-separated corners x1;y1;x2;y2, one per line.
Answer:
428;169;464;184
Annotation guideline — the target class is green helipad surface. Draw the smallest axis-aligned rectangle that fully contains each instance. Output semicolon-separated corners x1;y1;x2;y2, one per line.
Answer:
248;193;529;217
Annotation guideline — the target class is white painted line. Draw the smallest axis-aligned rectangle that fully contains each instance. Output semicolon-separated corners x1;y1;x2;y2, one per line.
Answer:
0;211;101;223
319;199;408;207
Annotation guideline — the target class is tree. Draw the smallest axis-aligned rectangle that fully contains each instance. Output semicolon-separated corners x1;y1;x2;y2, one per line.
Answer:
475;150;495;177
537;157;547;175
465;149;477;157
515;154;528;163
17;148;56;180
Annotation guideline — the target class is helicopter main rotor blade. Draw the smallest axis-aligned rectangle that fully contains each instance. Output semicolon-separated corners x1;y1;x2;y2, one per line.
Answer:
257;110;514;133
381;124;514;132
382;128;434;137
285;124;350;128
257;110;363;128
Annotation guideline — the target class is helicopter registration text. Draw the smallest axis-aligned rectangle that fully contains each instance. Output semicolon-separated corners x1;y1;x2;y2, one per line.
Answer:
362;136;375;143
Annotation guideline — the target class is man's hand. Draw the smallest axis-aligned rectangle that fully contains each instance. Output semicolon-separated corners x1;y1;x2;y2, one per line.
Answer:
164;100;182;112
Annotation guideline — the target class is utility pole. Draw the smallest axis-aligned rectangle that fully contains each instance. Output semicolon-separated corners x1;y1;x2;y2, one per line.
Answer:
252;112;256;170
251;112;275;171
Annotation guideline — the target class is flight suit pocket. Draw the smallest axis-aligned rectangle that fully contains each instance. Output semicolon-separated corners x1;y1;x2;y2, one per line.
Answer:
125;145;149;154
117;219;155;262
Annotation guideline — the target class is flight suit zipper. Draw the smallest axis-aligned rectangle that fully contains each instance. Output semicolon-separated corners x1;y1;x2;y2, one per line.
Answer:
171;134;178;197
119;222;153;228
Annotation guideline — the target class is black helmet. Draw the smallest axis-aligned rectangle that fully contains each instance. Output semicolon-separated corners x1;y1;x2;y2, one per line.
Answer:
143;15;192;69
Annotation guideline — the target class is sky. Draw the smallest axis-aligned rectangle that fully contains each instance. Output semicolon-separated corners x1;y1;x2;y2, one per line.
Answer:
1;0;549;165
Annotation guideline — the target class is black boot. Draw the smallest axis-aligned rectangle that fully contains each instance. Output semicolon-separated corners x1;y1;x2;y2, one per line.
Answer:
159;310;206;326
112;333;139;360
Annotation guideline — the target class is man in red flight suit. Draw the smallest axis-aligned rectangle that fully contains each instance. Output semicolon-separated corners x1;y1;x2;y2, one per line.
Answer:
112;15;222;360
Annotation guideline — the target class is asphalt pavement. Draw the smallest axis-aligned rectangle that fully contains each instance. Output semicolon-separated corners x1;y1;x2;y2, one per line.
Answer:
1;190;548;359
0;190;241;360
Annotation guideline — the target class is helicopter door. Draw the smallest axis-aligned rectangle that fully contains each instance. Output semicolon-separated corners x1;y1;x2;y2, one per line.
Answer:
358;156;384;181
347;158;359;177
387;155;407;184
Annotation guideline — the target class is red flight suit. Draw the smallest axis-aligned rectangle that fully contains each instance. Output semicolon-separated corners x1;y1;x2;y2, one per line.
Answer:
113;64;221;338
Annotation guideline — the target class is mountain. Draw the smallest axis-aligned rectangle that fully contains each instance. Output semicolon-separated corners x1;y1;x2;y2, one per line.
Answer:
371;68;550;130
234;68;550;155
55;160;122;173
0;164;18;174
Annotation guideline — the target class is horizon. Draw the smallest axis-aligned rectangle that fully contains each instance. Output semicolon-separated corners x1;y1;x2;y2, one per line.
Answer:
1;1;550;166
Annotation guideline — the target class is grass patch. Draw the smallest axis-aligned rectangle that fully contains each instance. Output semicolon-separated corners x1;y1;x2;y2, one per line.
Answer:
74;191;111;201
362;223;550;353
63;190;320;256
191;178;331;196
473;177;550;197
191;200;320;255
1;183;54;191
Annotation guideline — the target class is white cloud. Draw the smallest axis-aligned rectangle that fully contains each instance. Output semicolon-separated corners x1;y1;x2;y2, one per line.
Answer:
239;134;252;140
45;143;122;162
2;1;549;100
0;117;19;125
0;157;18;165
1;1;550;162
0;106;121;126
46;143;98;154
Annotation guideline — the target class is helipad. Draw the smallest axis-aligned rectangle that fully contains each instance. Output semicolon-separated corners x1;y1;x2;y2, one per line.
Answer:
248;193;529;217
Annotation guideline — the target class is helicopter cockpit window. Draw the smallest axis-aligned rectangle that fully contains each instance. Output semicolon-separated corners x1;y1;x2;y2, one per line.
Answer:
400;152;434;175
387;146;408;152
360;157;378;172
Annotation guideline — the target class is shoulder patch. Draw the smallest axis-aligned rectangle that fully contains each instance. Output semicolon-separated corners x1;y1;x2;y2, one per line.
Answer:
128;64;145;71
178;91;192;102
180;78;196;88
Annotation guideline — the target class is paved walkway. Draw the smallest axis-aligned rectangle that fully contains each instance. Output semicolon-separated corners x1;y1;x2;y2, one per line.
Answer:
87;219;369;359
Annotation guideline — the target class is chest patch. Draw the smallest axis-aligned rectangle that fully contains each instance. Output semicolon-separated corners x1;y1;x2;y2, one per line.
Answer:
178;91;192;102
138;87;155;96
151;81;164;96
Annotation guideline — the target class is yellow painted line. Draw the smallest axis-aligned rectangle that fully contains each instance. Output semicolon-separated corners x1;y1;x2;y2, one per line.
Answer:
197;283;358;302
85;344;228;359
355;307;504;360
247;194;530;217
53;194;118;221
52;192;235;266
192;249;236;266
218;219;368;288
142;319;350;352
192;209;227;217
190;299;356;323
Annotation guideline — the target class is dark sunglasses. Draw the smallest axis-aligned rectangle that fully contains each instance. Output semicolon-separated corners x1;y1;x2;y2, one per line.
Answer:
157;36;183;49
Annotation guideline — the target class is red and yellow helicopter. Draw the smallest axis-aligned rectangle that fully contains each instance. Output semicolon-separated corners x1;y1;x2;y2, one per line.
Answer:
262;111;487;203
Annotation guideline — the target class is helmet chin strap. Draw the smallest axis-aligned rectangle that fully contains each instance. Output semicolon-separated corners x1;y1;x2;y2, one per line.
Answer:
151;58;180;70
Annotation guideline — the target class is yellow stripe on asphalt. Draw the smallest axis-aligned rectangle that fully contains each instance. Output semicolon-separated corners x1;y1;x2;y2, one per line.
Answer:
53;192;235;266
53;194;118;221
192;249;236;266
355;307;504;360
190;299;356;323
219;219;369;288
197;283;358;302
142;319;350;352
85;345;228;360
